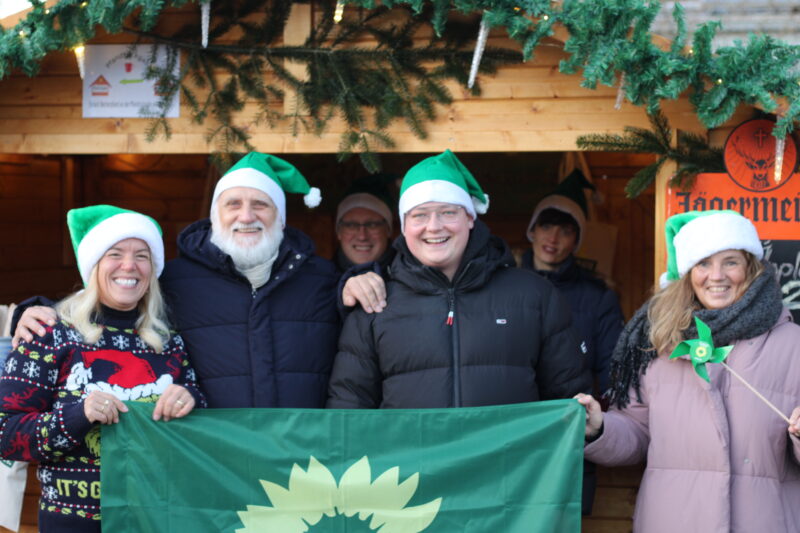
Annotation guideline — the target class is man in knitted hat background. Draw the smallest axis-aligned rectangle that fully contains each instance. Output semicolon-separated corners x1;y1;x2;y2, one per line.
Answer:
334;173;396;273
328;150;590;409
14;152;342;409
522;169;625;515
523;169;624;399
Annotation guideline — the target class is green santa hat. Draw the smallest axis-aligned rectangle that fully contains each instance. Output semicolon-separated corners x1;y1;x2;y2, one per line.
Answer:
212;152;321;226
398;150;488;231
661;209;763;287
526;169;597;249
67;205;164;285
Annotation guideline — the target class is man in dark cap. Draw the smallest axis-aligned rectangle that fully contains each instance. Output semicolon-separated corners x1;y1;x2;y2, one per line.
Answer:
522;169;625;515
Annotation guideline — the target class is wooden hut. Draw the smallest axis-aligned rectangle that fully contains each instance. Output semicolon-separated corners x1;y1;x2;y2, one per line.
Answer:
0;2;770;532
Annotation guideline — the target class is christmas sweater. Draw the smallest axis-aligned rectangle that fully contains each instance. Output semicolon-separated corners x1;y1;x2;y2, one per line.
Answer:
0;306;205;525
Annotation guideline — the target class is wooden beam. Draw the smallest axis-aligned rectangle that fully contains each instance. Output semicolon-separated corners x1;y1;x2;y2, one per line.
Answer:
0;121;706;154
283;3;312;115
653;130;677;286
60;156;76;266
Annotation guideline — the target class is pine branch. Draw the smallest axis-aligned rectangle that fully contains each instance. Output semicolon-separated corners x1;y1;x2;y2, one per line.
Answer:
577;110;724;198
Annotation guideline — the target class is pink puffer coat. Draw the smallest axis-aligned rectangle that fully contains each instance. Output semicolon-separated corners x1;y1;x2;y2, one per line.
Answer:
586;308;800;532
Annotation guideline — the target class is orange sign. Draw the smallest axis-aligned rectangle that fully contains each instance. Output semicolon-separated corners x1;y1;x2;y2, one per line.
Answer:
666;120;800;240
666;173;800;240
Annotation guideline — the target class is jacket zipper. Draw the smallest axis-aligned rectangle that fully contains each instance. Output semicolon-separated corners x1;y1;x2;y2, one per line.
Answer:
448;287;461;407
446;263;474;408
446;290;455;326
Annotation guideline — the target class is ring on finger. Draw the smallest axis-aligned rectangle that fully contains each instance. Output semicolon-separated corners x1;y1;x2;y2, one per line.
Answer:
176;399;185;406
99;404;106;412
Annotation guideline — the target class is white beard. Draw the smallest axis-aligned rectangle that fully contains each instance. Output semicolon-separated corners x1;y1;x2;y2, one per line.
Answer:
210;214;283;287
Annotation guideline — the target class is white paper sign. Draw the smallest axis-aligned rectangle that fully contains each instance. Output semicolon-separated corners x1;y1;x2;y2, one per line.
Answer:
82;44;180;118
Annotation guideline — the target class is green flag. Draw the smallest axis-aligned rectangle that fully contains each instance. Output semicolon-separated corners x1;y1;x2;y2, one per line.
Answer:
101;400;583;532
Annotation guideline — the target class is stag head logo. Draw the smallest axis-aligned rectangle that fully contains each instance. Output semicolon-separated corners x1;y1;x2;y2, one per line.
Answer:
731;136;774;190
724;119;796;192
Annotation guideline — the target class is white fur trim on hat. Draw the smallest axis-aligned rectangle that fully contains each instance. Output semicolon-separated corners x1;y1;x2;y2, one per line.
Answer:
673;212;763;278
398;180;475;232
526;195;586;250
77;212;164;285
473;193;490;215
211;168;286;226
336;192;393;232
304;187;322;208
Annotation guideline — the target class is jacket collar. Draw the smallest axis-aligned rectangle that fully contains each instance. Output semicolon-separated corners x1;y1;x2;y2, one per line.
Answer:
521;250;578;284
177;218;315;282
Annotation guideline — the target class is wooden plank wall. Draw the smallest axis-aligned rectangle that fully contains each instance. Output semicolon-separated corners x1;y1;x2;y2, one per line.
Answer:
0;154;78;304
0;5;711;155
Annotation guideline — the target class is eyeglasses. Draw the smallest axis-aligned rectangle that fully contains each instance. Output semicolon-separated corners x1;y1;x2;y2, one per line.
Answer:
405;206;464;227
338;220;388;234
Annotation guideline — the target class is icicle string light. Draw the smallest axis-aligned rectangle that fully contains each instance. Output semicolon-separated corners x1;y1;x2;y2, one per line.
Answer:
334;0;345;23
201;0;210;48
468;13;490;89
774;135;786;184
615;73;626;110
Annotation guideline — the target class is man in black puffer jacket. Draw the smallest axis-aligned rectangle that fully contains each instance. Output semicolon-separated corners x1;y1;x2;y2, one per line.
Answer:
328;150;590;409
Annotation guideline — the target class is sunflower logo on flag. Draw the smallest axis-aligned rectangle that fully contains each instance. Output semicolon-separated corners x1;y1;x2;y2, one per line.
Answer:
236;456;442;533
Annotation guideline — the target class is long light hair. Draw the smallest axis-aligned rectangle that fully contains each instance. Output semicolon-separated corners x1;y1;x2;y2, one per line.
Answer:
56;262;171;353
648;251;763;354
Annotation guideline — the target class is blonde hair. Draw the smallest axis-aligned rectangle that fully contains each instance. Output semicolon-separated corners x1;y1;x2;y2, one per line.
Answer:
648;251;763;354
56;263;171;353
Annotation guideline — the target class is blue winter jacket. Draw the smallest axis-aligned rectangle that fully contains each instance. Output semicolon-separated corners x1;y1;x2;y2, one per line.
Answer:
521;251;624;395
159;219;340;408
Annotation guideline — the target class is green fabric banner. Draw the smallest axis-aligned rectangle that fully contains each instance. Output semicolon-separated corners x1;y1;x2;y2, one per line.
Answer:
101;400;583;532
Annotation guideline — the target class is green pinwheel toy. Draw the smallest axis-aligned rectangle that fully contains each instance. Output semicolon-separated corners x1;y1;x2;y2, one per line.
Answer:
669;317;733;382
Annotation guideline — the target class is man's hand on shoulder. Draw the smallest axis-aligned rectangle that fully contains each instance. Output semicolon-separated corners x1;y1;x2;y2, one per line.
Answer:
342;272;387;313
12;305;57;348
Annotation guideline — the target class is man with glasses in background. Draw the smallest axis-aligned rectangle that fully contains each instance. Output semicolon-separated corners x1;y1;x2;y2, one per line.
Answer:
328;150;590;409
334;174;396;273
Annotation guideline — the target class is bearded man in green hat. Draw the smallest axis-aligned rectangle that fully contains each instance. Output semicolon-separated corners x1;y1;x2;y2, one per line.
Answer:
328;150;590;409
14;152;343;409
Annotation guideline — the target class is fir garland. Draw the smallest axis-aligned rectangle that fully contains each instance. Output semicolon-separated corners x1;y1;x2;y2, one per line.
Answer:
343;0;800;140
2;0;800;171
0;0;520;171
576;110;724;198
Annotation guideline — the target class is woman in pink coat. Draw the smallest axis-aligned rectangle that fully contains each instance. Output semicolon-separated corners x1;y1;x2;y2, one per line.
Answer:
577;210;800;532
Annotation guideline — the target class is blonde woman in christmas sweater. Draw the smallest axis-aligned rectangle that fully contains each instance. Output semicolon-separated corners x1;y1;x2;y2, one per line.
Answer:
0;205;205;533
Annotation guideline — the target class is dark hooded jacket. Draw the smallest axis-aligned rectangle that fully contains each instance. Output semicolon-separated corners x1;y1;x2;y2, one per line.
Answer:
159;219;340;408
521;250;624;395
327;220;590;409
522;250;624;515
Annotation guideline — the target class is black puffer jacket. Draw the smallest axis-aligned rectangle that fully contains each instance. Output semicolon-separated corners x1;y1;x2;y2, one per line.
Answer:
327;220;591;408
160;219;340;408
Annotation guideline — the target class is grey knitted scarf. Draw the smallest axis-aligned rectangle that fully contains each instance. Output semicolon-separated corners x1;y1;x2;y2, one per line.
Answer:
607;262;783;409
